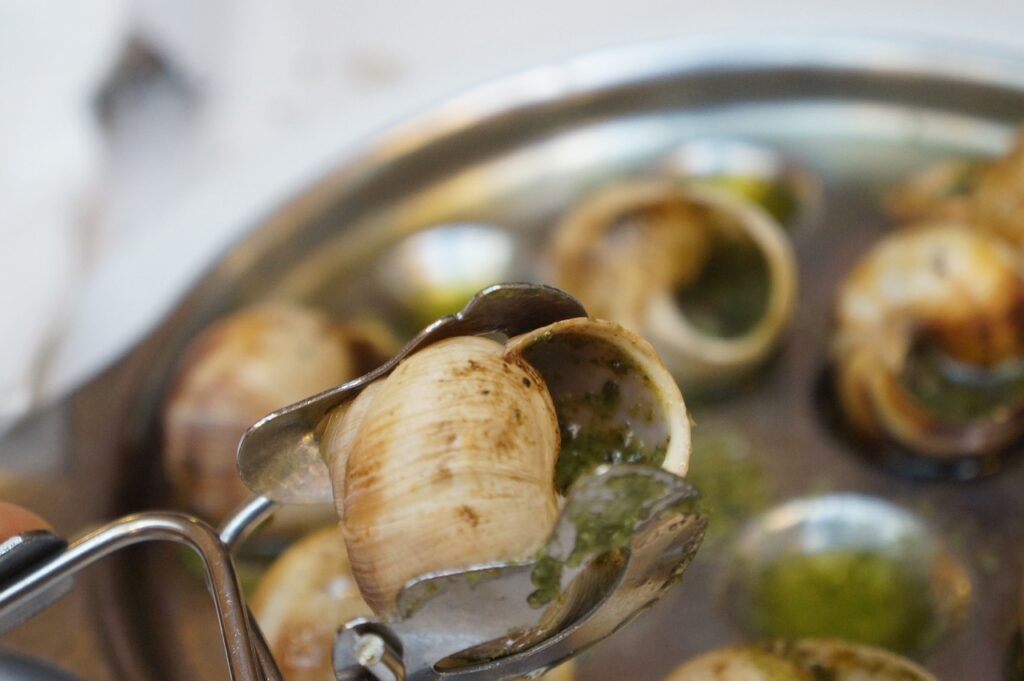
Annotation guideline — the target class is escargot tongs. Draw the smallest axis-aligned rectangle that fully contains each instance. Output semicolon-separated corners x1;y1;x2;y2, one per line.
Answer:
0;284;707;681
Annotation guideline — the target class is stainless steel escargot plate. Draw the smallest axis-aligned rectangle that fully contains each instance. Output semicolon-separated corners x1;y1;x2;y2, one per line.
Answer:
7;35;1024;681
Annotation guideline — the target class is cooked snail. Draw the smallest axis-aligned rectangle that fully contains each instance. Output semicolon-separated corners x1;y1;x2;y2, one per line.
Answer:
163;304;396;520
832;223;1024;458
665;640;935;681
887;129;1024;249
548;178;796;391
320;316;690;615
252;526;576;681
252;527;370;680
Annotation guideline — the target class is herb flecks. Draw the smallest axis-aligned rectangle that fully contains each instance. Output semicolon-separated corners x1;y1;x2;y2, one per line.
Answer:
528;475;669;607
527;555;563;608
745;550;936;654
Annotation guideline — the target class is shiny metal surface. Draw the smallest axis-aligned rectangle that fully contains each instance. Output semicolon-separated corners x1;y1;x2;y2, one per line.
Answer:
0;514;262;680
5;35;1024;680
722;493;970;652
655;138;823;231
237;283;586;504
0;649;79;681
376;224;520;328
332;466;705;681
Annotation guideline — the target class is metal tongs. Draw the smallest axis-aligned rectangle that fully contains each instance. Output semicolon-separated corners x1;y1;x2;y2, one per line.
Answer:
0;284;707;681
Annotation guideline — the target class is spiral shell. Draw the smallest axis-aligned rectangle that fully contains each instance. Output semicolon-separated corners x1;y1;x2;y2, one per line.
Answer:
163;304;395;520
252;527;369;681
833;223;1024;457
665;641;935;681
252;526;577;681
665;646;809;681
321;316;690;615
549;178;796;392
887;129;1024;249
329;336;560;613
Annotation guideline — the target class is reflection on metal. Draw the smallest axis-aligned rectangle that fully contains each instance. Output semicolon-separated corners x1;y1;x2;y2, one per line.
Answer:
0;467;704;681
378;224;518;327
236;283;585;505
656;138;823;230
723;493;970;654
0;510;276;681
332;466;705;681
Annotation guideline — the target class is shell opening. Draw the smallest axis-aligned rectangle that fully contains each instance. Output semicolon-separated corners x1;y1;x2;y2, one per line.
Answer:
550;179;796;391
320;315;689;615
513;326;682;494
901;342;1024;423
672;220;771;339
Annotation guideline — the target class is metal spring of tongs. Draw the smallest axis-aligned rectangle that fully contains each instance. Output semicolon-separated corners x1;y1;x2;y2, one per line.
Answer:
0;284;707;681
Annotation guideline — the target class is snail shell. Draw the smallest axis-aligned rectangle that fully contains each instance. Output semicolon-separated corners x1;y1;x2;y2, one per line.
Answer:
664;646;809;680
329;335;560;614
251;527;369;680
252;526;577;681
665;641;935;681
549;179;796;392
163;304;395;520
322;317;689;615
833;223;1024;457
885;158;981;225
887;128;1024;249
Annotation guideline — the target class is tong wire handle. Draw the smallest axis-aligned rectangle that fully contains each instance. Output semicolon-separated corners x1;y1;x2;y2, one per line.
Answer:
0;503;284;681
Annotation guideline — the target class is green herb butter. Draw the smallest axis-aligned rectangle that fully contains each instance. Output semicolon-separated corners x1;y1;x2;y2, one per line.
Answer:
674;230;771;339
744;550;935;654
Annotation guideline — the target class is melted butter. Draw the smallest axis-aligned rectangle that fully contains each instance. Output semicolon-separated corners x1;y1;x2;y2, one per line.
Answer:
674;228;771;339
902;345;1024;422
521;333;669;494
744;550;936;654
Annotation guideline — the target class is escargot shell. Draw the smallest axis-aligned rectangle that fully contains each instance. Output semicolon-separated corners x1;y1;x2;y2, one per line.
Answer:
664;646;809;681
549;178;796;391
887;128;1024;250
321;317;690;615
252;524;577;681
506;316;690;488
665;640;935;681
163;304;395;520
329;336;560;613
251;527;369;681
833;223;1024;457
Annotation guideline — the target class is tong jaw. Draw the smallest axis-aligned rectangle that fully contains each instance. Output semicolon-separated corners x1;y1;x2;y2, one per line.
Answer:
333;465;706;681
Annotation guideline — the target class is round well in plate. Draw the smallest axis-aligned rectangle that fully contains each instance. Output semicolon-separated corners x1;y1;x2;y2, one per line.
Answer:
722;493;970;656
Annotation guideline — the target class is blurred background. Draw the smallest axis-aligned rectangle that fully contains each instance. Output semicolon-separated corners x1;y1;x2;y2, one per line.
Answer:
4;0;1024;430
5;3;1024;681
